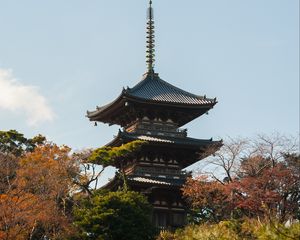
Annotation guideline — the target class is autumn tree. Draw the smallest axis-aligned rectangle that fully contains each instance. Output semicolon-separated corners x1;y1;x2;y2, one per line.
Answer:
230;135;299;221
183;134;299;223
228;161;300;221
0;130;46;194
0;144;78;240
0;131;152;239
183;176;232;223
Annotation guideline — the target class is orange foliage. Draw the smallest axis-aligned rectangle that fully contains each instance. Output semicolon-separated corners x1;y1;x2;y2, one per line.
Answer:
0;144;78;240
17;144;77;199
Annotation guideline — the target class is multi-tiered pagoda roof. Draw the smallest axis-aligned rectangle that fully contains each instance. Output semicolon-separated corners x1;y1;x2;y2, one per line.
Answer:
87;71;217;127
86;0;221;229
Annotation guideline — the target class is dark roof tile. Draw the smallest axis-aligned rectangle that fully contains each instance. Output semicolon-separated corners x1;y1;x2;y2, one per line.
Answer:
126;72;216;105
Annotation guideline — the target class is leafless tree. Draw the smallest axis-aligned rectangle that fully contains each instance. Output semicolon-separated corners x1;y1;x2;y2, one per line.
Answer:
195;133;299;182
71;149;106;195
253;132;298;167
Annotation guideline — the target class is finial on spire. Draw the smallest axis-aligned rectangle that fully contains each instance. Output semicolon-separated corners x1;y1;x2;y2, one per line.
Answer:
146;0;155;72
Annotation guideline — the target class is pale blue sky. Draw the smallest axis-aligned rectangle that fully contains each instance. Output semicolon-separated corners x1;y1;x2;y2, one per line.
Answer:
0;0;299;152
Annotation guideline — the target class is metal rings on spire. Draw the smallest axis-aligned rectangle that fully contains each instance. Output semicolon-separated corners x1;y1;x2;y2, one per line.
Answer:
146;0;155;72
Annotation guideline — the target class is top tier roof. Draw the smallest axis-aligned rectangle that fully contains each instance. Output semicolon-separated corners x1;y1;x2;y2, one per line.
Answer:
125;72;216;105
87;71;217;126
87;71;216;113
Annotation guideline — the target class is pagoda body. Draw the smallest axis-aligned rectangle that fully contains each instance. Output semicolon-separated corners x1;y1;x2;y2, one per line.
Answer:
87;1;220;229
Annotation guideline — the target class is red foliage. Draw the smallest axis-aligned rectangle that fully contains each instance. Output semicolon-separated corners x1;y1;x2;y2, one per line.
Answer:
184;163;299;222
183;176;232;222
229;163;299;220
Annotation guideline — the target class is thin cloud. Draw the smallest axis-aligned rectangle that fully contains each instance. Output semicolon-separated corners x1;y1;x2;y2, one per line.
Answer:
0;68;55;126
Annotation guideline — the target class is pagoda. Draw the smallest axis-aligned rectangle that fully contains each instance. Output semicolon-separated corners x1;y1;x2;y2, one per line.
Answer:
87;0;221;229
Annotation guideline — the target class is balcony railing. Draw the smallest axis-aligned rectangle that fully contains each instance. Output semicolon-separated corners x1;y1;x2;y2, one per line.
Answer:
135;168;189;180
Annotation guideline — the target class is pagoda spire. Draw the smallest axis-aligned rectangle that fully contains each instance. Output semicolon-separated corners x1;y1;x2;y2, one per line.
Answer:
146;0;155;73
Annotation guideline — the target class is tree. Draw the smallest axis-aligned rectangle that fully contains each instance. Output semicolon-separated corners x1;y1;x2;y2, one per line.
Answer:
72;140;155;239
227;162;299;220
183;176;232;223
183;138;248;223
71;149;104;196
202;137;248;183
0;131;149;239
0;144;78;240
88;140;145;191
89;140;145;166
73;190;155;240
0;130;46;195
183;134;299;223
283;153;300;220
0;130;45;156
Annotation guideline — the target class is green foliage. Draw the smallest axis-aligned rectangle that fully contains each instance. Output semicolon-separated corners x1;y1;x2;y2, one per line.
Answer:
173;223;240;240
73;190;155;240
245;220;300;240
156;219;300;240
0;129;46;156
88;140;145;166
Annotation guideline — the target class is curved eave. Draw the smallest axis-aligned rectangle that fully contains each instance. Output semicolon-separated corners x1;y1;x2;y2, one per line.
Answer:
123;92;217;109
106;131;222;168
87;90;217;123
106;130;222;149
86;89;126;121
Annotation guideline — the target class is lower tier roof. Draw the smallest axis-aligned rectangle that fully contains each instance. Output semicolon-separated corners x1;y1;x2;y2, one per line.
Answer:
106;130;222;168
108;130;222;149
102;174;185;190
128;175;185;187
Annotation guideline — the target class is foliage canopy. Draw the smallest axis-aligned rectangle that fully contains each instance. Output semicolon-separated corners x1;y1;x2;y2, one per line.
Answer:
74;190;155;240
89;140;145;166
0;129;45;156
